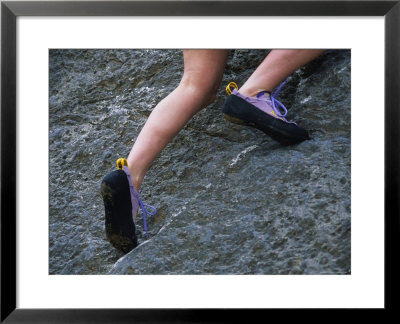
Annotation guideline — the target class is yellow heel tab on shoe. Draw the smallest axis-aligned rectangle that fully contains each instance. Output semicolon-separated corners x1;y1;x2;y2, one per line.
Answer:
116;158;128;170
226;82;238;95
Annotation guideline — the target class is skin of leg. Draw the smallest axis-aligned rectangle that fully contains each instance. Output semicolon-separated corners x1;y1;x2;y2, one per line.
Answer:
239;49;326;97
127;50;229;190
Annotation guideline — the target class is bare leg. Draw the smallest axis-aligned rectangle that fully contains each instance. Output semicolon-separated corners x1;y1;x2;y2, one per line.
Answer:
239;49;326;97
127;50;229;190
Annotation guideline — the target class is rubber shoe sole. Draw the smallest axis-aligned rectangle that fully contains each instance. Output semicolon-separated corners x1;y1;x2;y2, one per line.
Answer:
223;95;310;145
101;169;138;253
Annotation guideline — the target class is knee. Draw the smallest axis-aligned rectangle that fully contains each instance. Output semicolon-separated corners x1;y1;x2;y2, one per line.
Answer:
180;72;220;107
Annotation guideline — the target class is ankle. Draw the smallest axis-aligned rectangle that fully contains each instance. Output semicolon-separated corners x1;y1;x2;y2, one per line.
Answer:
127;165;143;191
238;87;267;98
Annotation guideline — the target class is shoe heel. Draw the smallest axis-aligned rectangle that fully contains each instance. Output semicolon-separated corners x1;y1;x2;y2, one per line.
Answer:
223;113;247;126
101;171;138;253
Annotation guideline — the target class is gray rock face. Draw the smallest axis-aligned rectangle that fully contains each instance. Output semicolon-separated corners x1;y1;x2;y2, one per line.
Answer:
49;49;350;275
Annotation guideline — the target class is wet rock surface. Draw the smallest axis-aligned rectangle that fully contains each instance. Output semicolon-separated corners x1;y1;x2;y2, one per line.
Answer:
49;49;351;274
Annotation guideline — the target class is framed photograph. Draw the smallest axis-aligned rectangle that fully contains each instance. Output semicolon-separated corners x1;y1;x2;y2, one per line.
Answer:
1;0;398;322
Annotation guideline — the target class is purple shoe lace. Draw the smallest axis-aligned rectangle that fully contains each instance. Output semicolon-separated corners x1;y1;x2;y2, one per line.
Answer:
260;77;289;118
232;77;297;125
123;166;156;238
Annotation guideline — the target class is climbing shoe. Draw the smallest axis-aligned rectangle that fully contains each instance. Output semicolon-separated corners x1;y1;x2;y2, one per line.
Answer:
222;80;310;145
101;158;156;253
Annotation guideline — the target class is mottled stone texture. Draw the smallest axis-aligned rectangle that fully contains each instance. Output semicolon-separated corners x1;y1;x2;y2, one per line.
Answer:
49;49;350;275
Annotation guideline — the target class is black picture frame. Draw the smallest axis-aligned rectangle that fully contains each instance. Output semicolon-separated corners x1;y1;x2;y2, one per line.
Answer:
1;0;399;322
